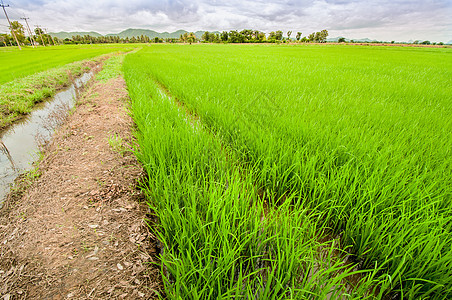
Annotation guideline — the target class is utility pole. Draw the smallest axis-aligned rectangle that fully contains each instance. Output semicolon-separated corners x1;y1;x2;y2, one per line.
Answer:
34;25;45;46
0;0;21;50
21;16;35;48
44;28;55;46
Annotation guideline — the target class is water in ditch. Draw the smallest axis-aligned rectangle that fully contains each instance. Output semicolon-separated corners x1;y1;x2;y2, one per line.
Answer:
0;72;93;206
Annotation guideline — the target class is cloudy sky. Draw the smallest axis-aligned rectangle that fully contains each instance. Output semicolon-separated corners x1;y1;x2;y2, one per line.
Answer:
1;0;451;42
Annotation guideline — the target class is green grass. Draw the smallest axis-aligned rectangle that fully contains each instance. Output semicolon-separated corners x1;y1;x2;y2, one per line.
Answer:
0;44;138;84
96;54;125;82
124;44;452;299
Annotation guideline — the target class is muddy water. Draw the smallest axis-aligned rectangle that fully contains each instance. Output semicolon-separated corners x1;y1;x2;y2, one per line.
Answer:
0;72;92;206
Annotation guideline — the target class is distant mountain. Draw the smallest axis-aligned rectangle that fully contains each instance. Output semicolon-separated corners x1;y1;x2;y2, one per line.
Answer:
327;36;349;42
325;36;383;43
50;31;103;39
105;28;162;39
353;38;379;42
107;29;220;39
50;28;220;40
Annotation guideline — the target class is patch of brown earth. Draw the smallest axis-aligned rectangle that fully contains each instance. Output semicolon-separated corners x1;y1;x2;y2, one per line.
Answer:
0;76;162;299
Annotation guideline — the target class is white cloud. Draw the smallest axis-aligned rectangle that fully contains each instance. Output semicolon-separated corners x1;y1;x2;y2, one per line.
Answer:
0;0;450;42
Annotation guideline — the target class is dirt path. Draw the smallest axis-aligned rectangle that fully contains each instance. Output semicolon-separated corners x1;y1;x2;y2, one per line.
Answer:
0;74;162;299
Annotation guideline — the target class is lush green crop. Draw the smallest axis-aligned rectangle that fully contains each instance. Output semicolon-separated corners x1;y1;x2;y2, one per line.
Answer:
124;60;388;299
124;44;452;299
0;44;137;84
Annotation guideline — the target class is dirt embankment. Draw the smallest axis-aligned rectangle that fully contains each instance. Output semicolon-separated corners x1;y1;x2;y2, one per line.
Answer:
0;70;162;299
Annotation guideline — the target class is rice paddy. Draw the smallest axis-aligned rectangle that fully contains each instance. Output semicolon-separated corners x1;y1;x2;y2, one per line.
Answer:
0;45;137;129
123;44;452;299
0;44;137;84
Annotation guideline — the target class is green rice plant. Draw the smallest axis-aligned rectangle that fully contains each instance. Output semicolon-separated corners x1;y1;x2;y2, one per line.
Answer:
0;44;137;84
124;44;452;298
124;64;388;299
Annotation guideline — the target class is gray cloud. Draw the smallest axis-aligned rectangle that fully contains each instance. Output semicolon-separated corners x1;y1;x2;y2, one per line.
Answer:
0;0;450;42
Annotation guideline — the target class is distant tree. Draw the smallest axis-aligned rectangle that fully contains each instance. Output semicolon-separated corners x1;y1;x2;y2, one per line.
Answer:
438;42;444;45
314;32;321;42
202;31;210;42
275;30;283;41
320;29;328;42
256;31;266;42
228;30;244;43
10;21;25;44
338;37;346;43
413;40;420;44
0;34;7;47
187;32;196;44
421;40;430;45
240;29;253;42
180;32;189;43
221;31;228;42
300;36;308;43
287;31;292;40
296;32;302;41
268;31;276;42
309;30;328;43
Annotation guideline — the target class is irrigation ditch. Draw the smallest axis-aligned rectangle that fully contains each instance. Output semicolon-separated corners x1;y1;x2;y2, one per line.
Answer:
0;72;93;205
0;56;162;299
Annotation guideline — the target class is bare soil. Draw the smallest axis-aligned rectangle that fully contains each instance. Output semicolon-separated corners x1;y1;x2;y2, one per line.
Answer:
0;74;162;299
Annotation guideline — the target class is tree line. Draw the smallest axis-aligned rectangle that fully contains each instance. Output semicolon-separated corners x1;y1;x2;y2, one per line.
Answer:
198;29;329;43
0;21;58;46
64;29;330;45
1;25;330;47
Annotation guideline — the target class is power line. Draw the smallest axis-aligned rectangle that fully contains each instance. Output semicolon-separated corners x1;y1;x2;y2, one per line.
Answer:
21;16;35;47
34;24;45;46
0;0;21;50
43;27;55;46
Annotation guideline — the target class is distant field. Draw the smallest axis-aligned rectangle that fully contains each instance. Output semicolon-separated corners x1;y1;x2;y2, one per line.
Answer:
124;44;452;298
0;44;138;84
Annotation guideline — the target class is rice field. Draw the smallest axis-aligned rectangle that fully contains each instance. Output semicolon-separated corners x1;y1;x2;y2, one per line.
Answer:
0;44;138;129
0;44;137;84
123;44;452;299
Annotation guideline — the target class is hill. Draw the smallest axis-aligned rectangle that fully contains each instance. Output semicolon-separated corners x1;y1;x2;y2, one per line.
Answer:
106;29;220;39
50;29;220;40
105;28;162;39
50;31;103;39
327;36;382;43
